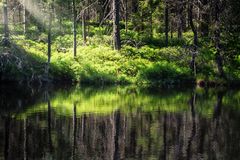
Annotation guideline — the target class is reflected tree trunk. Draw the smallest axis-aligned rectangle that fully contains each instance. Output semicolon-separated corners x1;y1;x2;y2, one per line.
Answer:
161;113;167;160
176;114;183;160
4;116;10;160
23;119;28;160
198;118;206;155
114;110;120;160
147;114;152;153
72;103;77;160
130;115;137;156
186;93;196;160
48;99;53;153
213;92;224;121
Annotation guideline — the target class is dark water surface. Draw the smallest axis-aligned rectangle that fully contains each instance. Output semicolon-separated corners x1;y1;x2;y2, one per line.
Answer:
0;84;240;160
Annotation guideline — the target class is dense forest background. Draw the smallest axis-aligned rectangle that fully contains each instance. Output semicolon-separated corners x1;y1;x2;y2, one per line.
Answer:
0;0;240;86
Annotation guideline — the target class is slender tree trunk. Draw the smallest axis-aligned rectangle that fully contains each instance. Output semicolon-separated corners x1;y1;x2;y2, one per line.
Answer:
18;2;21;23
47;2;53;65
46;1;53;78
125;0;128;33
113;0;121;50
164;0;169;46
188;0;198;47
23;0;27;35
200;0;210;37
178;0;184;39
213;0;224;77
82;9;87;45
13;0;16;25
73;0;77;57
150;9;153;38
188;0;198;76
170;19;173;39
87;0;90;35
2;0;10;46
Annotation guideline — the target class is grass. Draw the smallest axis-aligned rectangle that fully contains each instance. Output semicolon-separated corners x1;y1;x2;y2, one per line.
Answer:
12;37;194;85
1;22;240;86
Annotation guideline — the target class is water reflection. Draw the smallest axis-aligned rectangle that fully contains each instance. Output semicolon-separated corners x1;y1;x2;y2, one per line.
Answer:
0;85;240;159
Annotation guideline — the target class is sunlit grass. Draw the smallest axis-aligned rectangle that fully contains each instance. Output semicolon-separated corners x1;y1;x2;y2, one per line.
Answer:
15;86;240;120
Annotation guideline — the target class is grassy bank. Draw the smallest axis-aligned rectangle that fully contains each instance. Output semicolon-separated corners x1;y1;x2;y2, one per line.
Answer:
0;28;240;86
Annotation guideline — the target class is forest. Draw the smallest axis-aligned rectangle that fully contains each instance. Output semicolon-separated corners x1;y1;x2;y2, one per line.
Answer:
0;0;240;86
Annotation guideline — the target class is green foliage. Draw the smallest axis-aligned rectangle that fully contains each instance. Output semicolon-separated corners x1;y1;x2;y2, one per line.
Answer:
138;61;193;85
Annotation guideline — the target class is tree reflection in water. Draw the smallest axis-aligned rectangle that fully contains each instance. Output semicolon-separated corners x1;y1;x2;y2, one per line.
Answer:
0;85;240;159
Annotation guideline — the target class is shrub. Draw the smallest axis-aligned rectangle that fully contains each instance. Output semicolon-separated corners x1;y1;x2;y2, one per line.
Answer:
138;61;193;85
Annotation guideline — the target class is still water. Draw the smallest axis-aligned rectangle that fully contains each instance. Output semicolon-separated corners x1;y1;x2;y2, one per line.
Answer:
0;84;240;160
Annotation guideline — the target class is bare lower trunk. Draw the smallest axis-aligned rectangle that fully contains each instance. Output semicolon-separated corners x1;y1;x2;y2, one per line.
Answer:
188;0;198;76
177;0;184;39
2;0;10;46
200;0;210;37
164;0;169;46
73;0;77;57
47;5;52;65
214;0;224;77
113;0;121;50
46;2;53;77
125;0;128;33
23;0;27;35
82;10;87;45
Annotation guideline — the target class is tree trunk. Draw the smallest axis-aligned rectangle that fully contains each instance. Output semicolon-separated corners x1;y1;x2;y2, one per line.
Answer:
150;9;153;38
23;0;27;35
73;0;77;57
113;0;121;50
164;0;169;47
46;1;53;78
125;0;128;33
200;0;210;37
177;0;184;39
2;0;10;46
213;0;224;77
82;9;87;45
188;0;198;76
47;3;53;65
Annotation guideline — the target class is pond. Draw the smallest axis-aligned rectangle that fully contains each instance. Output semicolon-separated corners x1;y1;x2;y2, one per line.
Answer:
0;84;240;159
